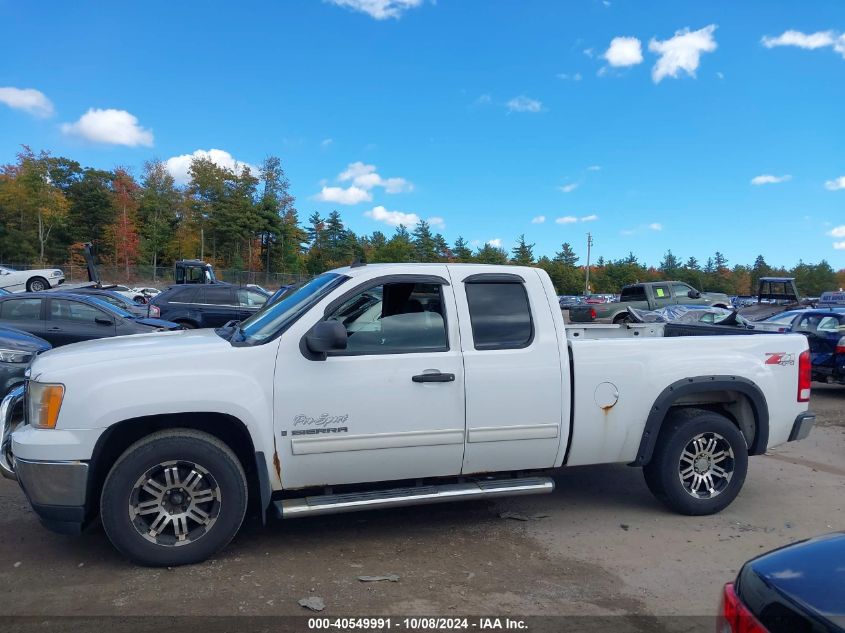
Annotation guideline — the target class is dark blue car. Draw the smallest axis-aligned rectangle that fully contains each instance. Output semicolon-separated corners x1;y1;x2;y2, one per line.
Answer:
788;311;845;385
720;532;845;632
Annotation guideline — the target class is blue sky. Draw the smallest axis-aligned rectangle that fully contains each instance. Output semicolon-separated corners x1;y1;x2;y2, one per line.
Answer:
1;0;844;268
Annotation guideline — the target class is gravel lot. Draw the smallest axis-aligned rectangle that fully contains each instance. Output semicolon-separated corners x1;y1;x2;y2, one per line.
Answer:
0;385;842;629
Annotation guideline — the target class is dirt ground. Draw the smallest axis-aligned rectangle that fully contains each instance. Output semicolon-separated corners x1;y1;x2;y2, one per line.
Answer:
0;385;842;630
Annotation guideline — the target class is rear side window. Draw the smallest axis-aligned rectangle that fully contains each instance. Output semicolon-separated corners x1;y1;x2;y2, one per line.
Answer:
165;287;198;303
202;287;235;305
620;285;647;302
465;282;532;350
0;298;42;320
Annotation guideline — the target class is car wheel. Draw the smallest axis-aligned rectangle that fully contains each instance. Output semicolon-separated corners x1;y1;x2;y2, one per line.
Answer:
613;312;631;325
134;295;148;304
100;429;248;567
643;408;748;515
26;277;49;292
176;320;196;329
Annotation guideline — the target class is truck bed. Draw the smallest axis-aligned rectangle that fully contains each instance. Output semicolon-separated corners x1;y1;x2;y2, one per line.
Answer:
566;322;780;340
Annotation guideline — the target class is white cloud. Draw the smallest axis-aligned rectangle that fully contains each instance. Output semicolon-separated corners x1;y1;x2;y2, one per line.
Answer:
316;186;373;205
326;0;424;20
556;216;578;224
557;72;583;81
762;30;836;50
506;95;543;113
824;176;845;191
583;48;596;58
649;25;718;83
751;174;792;185
428;216;445;229
581;214;599;222
365;205;419;227
649;222;663;231
164;149;258;185
61;108;153;146
833;241;845;250
487;238;502;248
338;161;413;193
531;215;546;224
604;36;643;67
559;183;579;193
0;87;54;118
321;138;333;148
828;225;845;238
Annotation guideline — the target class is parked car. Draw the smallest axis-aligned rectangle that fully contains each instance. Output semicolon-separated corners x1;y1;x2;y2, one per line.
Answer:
150;284;269;329
0;326;50;400
0;265;65;293
61;288;161;318
719;532;844;633
0;291;180;347
790;311;845;385
570;281;730;323
0;263;814;566
129;286;161;304
558;295;583;309
738;277;803;322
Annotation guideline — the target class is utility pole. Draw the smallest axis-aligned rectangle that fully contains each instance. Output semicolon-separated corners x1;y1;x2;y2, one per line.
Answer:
584;232;593;295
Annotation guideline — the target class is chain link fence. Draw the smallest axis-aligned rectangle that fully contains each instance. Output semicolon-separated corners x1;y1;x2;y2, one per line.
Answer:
0;263;312;291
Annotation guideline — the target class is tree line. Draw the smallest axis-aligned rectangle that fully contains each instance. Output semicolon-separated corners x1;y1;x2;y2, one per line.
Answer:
0;147;842;296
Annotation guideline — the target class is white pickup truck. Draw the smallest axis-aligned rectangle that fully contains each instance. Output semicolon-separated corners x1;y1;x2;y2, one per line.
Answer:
0;264;816;566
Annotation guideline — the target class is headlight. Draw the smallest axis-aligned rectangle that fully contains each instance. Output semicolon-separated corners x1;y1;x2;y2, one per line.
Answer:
27;382;65;429
0;349;34;364
51;271;62;277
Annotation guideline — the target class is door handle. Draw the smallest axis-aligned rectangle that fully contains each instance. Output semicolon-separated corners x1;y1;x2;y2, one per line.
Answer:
412;372;455;383
47;327;62;332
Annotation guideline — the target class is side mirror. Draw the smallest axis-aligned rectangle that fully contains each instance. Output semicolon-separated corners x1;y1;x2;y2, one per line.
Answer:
304;321;348;356
687;290;701;299
95;316;114;326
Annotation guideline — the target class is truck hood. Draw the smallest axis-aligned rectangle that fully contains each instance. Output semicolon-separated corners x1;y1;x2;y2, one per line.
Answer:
30;329;228;378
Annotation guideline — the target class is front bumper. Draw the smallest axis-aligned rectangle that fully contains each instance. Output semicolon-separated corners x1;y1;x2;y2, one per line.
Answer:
1;385;89;534
788;411;816;442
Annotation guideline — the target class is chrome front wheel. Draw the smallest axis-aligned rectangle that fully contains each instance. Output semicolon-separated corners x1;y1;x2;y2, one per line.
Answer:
129;460;222;546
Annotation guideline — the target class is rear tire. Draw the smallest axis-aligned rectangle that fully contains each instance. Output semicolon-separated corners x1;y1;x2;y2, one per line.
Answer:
643;409;747;515
26;277;49;292
613;312;631;325
100;429;248;567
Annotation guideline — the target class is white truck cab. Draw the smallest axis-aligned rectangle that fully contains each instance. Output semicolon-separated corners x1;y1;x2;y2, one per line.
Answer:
0;264;815;566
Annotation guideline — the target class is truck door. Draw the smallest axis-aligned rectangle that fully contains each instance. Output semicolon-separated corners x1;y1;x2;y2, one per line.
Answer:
650;283;673;309
450;269;567;473
273;269;466;489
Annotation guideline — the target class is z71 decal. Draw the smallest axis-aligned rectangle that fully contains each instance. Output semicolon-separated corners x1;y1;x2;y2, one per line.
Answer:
765;352;795;366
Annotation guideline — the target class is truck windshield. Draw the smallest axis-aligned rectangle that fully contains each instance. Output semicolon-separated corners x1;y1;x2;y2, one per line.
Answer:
235;272;349;344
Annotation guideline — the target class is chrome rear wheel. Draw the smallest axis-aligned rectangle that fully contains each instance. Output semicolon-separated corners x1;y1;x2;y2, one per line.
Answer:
678;432;734;499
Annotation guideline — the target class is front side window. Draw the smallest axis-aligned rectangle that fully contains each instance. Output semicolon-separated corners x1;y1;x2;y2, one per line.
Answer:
325;282;448;354
50;299;106;323
672;283;692;298
0;298;41;320
237;289;268;308
465;282;532;350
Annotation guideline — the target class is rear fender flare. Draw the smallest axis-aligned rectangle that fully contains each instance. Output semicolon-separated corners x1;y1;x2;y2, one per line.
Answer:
629;375;769;466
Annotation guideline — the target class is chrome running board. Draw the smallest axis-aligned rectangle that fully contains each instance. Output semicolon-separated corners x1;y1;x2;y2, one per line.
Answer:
276;476;554;519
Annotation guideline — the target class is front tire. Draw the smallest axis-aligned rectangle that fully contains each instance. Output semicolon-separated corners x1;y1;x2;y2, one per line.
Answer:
100;429;248;566
613;312;631;325
643;409;748;515
27;277;49;292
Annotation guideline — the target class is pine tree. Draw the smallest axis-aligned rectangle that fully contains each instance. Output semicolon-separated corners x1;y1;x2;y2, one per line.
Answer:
412;220;438;262
511;234;535;265
452;236;473;262
553;242;579;266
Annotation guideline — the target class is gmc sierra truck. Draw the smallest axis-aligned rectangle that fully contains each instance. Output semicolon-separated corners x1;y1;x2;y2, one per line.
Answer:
0;264;815;567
